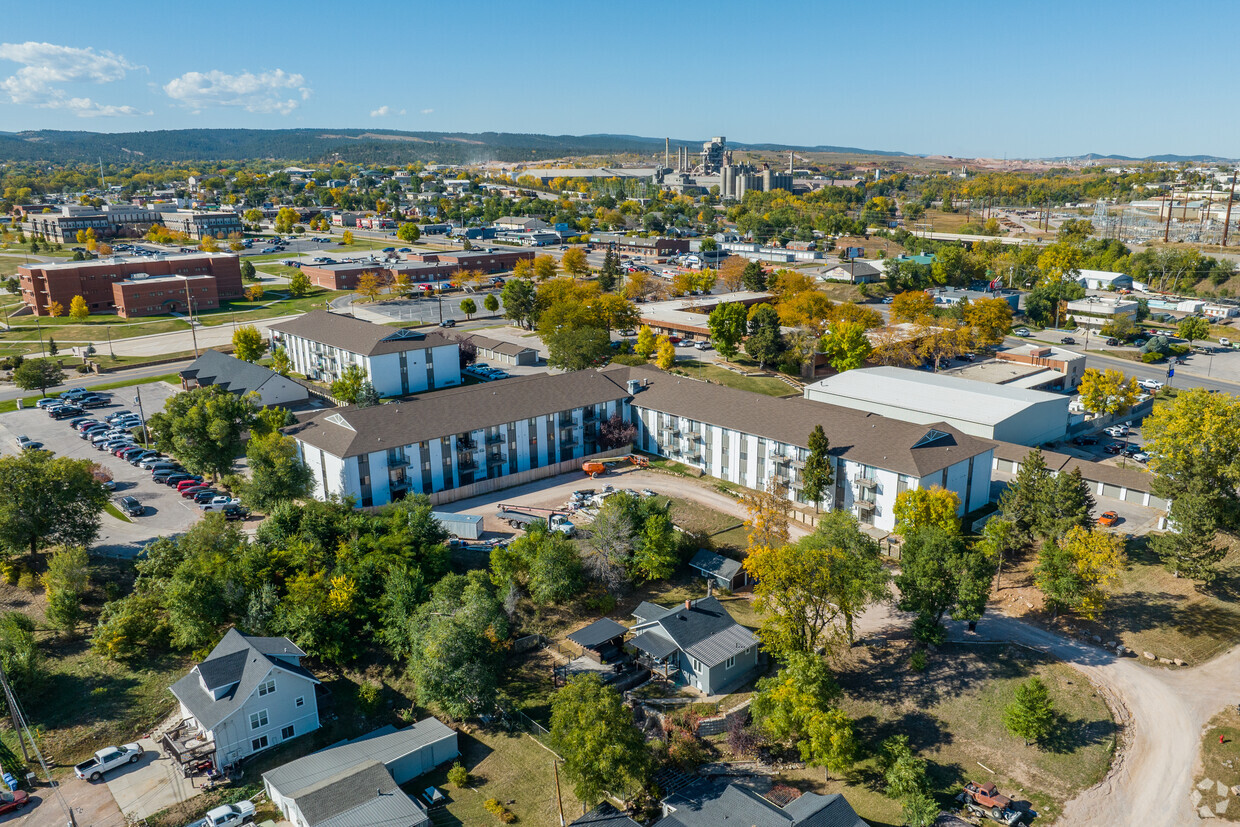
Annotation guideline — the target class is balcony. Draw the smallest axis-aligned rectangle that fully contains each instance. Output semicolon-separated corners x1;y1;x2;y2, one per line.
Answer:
485;432;504;445
457;438;477;450
389;476;411;491
582;409;597;422
387;454;410;468
853;476;878;491
856;499;877;514
458;455;477;470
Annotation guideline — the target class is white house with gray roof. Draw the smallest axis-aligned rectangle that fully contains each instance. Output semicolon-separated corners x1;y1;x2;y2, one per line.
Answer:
629;596;760;695
268;310;461;398
169;629;320;767
263;719;457;827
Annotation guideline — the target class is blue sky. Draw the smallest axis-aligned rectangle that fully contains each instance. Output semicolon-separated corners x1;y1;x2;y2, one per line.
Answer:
2;0;1237;159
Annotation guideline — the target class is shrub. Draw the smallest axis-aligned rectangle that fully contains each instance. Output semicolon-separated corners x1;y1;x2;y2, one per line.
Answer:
667;729;707;771
16;572;37;592
484;798;517;823
447;761;469;788
1;564;19;586
356;680;383;714
909;649;928;672
1141;351;1164;364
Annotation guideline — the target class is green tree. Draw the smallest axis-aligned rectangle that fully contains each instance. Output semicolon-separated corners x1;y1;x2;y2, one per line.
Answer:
396;222;421;243
630;512;677;582
41;545;90;632
46;337;58;356
483;292;499;315
356;381;380;408
0;452;108;559
1004;677;1055;746
550;674;650;805
0;612;40;693
742;260;767;291
288;270;311;297
880;735;930;801
12;358;65;397
1144;387;1240;521
1152;481;1227;582
893;486;961;536
147;386;255;480
330;363;368;404
1042;467;1096;542
490;521;584;606
232;325;266;362
745;303;785;368
408;572;509;718
68;295;89;320
563;247;590;277
998;449;1052;545
240;259;257;282
819;320;873;372
546;326;612;371
1035;526;1125;619
270;346;292;376
979;516;1020;592
751;652;856;776
655;335;676;369
1178;315;1211;344
707;301;748;360
459;297;477;319
896;526;995;642
240;433;313;511
500;278;538;329
801;425;834;511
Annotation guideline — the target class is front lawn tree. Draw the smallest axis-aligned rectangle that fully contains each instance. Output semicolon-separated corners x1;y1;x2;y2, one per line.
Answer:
801;425;833;511
634;326;656;360
232;324;266;362
500;278;538;329
147;386;255;480
550;674;650;805
545;326;612;371
893;486;961;536
819;320;873;372
895;526;995;642
1004;677;1055;747
482;293;499;315
0;452;109;559
459;298;477;320
751;652;857;777
707;301;748;360
396;222;421;243
69;295;89;320
240;433;313;511
12;358;65;397
42;545;90;632
1035;526;1125;619
1178;315;1210;344
240;260;257;281
288;270;311;297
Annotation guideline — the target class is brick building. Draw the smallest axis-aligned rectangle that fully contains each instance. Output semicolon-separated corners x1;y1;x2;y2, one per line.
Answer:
301;250;535;291
404;249;534;272
589;234;690;258
18;252;243;316
112;274;219;318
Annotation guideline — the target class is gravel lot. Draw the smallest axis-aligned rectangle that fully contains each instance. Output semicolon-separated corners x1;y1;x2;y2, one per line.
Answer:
0;381;206;558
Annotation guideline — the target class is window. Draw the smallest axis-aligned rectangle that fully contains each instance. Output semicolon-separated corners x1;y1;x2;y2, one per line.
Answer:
295;696;304;708
257;679;275;696
249;710;268;730
251;735;268;751
281;725;295;740
726;655;736;669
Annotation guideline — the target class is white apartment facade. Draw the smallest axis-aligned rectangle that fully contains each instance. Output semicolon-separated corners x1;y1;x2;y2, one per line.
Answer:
269;310;461;398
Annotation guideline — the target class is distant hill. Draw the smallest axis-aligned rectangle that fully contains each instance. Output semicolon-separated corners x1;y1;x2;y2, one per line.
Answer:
1048;152;1235;163
0;128;910;165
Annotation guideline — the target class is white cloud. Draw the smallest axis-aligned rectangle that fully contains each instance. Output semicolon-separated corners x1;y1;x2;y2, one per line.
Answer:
163;69;311;115
370;105;406;118
420;108;434;115
0;41;145;117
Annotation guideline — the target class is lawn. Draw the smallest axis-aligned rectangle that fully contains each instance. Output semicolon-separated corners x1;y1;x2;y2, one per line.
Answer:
777;642;1116;825
420;727;585;827
1196;706;1240;820
672;359;798;397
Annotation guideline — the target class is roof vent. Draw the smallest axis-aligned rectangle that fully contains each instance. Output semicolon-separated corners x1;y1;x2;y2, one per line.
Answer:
626;379;641;395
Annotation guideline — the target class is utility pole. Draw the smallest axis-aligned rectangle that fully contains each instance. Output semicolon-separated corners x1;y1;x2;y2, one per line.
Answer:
135;386;151;446
0;664;28;763
1163;193;1174;243
1223;171;1237;248
553;761;565;827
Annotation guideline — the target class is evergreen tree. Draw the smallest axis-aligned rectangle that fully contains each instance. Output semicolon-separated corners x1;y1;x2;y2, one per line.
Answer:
801;425;833;511
742;260;767;291
1043;466;1095;541
1152;481;1227;582
1004;677;1055;746
998;449;1051;544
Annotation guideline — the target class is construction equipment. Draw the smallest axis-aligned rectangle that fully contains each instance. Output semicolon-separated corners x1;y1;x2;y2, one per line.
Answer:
582;455;650;477
960;781;1024;825
496;504;575;536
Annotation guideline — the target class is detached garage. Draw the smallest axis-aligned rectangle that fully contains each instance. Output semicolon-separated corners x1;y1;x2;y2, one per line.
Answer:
262;718;458;827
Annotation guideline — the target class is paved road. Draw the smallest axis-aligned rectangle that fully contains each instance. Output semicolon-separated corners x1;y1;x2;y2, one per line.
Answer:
0;360;193;402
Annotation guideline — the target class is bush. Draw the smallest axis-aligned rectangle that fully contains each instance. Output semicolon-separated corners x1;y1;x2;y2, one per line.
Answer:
1141;351;1164;364
909;649;928;672
1;564;19;586
667;729;707;771
1169;344;1191;357
484;798;517;823
16;572;36;591
356;680;383;714
447;761;469;788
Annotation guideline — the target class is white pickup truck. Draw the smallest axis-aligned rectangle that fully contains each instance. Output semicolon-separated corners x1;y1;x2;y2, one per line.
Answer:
184;801;256;827
74;743;143;781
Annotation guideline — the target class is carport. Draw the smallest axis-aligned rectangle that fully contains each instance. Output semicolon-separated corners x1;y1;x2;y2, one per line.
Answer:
567;618;629;665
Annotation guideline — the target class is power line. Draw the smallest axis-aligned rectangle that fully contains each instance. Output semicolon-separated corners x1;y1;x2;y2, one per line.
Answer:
0;662;76;826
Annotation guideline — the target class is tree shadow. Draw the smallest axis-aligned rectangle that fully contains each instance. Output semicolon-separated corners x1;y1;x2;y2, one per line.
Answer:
1042;709;1116;755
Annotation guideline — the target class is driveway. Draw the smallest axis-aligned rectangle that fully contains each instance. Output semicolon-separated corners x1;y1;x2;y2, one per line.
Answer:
104;737;202;820
9;777;121;827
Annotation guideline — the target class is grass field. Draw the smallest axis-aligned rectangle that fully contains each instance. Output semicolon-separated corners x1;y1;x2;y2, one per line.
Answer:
1196;706;1240;820
673;359;797;397
787;642;1116;825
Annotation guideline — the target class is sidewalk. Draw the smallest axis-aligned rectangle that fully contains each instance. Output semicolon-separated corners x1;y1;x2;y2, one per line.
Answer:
108;314;302;357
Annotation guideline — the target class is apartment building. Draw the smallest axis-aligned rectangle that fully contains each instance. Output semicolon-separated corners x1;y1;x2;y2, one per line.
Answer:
18;252;243;316
159;210;245;239
268;310;461;398
405;249;534;273
25;207;115;243
288;370;630;507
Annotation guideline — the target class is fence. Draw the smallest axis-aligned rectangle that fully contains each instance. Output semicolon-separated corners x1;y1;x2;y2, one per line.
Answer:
424;446;632;506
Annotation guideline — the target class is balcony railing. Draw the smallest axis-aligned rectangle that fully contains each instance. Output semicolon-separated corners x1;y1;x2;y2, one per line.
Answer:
458;456;477;470
387;454;410;468
485;433;504;445
389;477;411;491
856;499;877;512
457;438;477;450
853;476;878;490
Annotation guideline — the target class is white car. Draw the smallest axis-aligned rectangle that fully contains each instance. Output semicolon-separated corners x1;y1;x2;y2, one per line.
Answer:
199;497;239;512
1137;379;1165;391
1131;452;1150;462
1104;425;1129;438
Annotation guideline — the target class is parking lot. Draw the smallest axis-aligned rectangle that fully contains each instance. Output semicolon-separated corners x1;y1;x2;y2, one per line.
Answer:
0;381;206;558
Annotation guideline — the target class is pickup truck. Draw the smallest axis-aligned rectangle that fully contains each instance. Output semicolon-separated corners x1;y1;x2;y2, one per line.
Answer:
496;505;575;536
75;742;143;781
183;801;256;827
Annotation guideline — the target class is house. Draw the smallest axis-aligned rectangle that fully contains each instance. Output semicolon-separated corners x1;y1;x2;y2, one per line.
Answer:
628;596;760;695
262;720;457;827
492;215;550;232
687;549;750;592
655;779;866;827
268;310;462;398
820;260;882;284
1077;269;1133;291
180;350;309;407
168;629;320;767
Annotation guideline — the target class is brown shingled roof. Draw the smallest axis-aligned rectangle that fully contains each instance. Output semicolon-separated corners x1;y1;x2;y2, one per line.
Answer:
288;368;631;458
269;310;456;357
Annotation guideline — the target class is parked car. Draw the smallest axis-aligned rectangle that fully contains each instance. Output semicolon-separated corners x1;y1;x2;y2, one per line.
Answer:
439;319;456;328
78;395;110;409
200;496;240;511
1060;336;1076;345
1072;435;1100;446
106;410;134;423
50;405;84;420
1013;327;1031;337
0;790;30;816
13;436;31;449
1104;425;1129;438
129;451;161;466
1122;444;1143;457
117;496;144;517
1098;511;1120;527
1103;443;1124;454
176;478;207;492
20;441;44;451
1132;451;1150;462
35;398;61;410
74;743;143;781
164;473;203;487
184;801;256;827
1138;378;1165;391
181;485;210;498
1106;337;1119;346
222;503;250;521
192;489;221;504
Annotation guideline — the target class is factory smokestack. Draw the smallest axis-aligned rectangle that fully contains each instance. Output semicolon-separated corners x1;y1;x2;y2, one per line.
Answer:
665;138;669;169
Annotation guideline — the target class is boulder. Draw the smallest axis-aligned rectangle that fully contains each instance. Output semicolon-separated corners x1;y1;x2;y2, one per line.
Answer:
1144;651;1157;660
1200;804;1217;818
1219;799;1230;815
1175;659;1187;667
1193;789;1203;807
1092;635;1102;643
1159;657;1173;665
1200;779;1216;791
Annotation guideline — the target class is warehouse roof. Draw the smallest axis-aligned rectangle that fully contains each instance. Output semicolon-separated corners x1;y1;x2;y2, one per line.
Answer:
270;311;456;357
289;369;629;459
804;366;1064;426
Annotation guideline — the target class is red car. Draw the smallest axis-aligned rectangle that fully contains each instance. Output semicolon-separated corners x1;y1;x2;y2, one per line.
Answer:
0;789;29;814
175;478;205;492
181;485;210;498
